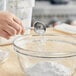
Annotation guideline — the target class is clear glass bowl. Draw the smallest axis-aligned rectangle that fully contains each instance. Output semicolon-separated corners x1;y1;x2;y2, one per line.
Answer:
13;35;76;76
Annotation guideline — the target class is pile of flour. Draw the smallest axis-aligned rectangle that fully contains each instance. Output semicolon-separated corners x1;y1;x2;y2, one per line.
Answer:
26;61;71;76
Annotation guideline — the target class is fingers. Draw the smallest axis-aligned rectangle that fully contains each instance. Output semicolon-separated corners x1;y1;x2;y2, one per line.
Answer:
21;28;25;35
7;19;25;35
0;11;25;39
0;29;10;39
12;20;25;35
2;24;17;36
13;17;22;25
13;17;25;34
0;23;24;39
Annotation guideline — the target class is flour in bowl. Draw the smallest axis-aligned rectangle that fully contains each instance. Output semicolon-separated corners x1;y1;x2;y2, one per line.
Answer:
26;61;71;76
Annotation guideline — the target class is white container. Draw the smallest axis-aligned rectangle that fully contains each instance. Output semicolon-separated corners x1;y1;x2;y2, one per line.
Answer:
6;0;35;34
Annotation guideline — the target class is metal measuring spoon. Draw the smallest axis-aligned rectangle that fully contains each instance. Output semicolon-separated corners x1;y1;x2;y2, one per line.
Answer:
34;22;46;35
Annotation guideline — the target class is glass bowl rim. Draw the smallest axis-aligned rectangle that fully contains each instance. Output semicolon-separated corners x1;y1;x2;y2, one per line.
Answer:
13;35;76;58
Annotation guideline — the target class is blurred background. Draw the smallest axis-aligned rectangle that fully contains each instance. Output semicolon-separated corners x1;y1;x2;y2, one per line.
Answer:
32;0;76;25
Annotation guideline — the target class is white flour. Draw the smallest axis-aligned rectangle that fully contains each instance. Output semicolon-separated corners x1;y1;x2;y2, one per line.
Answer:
0;49;9;63
26;61;71;76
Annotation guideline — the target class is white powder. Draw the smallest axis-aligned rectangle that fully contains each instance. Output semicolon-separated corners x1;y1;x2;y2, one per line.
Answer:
26;61;71;76
0;50;9;63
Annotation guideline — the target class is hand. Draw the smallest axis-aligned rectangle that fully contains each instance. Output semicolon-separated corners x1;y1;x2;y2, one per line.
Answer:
0;11;25;39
